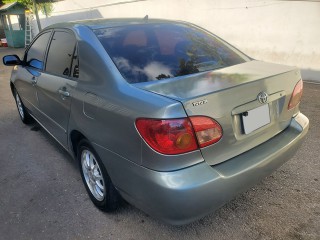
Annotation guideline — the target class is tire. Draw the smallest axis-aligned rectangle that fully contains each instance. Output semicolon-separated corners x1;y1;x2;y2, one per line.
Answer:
77;139;121;212
14;89;33;124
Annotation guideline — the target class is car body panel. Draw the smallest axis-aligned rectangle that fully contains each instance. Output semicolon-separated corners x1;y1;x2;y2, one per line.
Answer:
36;73;76;147
13;66;40;115
134;60;297;100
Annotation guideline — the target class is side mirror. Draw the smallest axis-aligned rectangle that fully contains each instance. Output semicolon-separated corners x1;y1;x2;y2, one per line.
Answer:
3;55;22;66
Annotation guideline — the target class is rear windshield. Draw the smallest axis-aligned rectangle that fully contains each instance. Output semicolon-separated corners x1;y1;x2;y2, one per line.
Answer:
94;23;249;83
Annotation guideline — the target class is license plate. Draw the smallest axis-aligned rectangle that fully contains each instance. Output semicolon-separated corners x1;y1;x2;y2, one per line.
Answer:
242;104;270;134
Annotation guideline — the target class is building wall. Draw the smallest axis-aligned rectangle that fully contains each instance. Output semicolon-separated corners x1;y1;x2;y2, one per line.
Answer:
35;0;320;81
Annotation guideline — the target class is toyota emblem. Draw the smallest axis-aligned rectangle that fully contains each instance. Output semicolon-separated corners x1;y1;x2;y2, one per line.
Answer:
257;92;268;104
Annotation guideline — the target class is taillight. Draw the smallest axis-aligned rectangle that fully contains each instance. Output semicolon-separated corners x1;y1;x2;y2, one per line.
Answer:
135;117;222;155
189;116;223;147
288;80;303;110
136;118;198;155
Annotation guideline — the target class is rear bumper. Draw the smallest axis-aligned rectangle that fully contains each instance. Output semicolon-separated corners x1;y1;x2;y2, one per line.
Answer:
115;113;309;225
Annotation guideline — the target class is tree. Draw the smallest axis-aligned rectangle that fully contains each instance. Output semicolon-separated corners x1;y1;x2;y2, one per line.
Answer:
3;0;53;16
3;0;54;31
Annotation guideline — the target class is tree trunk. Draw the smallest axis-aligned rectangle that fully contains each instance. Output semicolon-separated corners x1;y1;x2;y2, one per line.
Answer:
33;0;42;32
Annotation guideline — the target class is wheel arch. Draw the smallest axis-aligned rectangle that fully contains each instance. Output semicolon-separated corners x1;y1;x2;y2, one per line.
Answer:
10;82;15;96
70;130;88;159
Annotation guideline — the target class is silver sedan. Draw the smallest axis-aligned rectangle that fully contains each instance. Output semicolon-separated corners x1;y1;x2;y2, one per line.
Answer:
2;18;309;225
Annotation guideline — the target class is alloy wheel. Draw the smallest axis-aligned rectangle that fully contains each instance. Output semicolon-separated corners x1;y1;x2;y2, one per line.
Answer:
81;149;105;201
16;93;24;120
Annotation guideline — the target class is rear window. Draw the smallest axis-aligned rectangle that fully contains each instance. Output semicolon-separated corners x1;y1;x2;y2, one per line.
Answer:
94;23;249;83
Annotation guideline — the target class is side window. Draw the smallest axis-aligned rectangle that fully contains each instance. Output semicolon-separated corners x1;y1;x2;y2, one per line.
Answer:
46;31;76;77
26;31;51;69
71;45;79;78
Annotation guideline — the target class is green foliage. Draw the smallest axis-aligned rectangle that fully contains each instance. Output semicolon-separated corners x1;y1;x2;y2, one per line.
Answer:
4;0;32;8
38;2;53;16
3;0;54;16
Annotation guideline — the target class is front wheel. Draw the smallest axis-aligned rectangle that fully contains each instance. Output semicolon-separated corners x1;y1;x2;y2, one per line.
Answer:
14;90;32;124
78;139;121;211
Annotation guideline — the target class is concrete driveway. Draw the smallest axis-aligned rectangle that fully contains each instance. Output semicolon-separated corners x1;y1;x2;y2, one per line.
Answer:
0;47;319;240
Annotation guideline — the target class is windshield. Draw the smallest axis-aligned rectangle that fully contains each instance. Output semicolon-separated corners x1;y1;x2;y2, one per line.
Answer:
94;23;249;83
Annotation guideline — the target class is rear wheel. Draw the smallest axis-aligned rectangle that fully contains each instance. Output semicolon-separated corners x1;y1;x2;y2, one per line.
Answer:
78;139;121;211
14;90;32;124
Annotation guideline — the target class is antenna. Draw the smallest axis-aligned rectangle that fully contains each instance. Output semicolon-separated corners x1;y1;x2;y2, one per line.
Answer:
143;15;148;21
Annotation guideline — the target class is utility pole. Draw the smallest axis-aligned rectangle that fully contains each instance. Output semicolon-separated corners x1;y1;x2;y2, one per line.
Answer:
33;0;42;32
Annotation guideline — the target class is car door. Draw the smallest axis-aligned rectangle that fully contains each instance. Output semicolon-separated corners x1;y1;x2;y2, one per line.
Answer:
14;31;52;116
36;30;78;148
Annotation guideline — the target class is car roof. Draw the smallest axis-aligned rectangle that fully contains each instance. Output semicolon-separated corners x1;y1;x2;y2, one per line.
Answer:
43;18;189;31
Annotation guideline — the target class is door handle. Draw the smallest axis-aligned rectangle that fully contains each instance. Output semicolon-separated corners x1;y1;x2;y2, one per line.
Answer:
31;76;37;85
58;89;70;98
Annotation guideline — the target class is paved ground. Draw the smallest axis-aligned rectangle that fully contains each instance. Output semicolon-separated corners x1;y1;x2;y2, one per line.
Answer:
0;47;319;240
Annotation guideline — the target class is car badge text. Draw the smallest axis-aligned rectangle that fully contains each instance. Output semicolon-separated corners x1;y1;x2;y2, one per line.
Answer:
192;99;208;107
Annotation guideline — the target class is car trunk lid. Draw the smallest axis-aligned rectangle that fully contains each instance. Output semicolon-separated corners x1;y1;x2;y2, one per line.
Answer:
134;60;302;166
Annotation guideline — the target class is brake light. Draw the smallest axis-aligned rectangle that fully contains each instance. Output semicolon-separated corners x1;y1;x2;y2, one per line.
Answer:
288;80;303;110
136;117;222;155
189;116;223;147
136;118;198;155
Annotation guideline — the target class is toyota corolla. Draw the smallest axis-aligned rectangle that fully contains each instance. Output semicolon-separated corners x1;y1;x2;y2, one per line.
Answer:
3;18;309;225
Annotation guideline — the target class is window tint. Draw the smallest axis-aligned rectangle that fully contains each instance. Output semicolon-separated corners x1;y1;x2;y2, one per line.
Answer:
95;23;249;83
71;45;79;78
26;31;51;67
46;31;76;76
123;30;147;46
